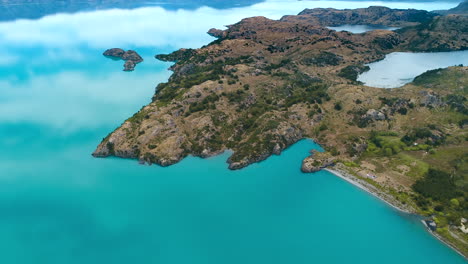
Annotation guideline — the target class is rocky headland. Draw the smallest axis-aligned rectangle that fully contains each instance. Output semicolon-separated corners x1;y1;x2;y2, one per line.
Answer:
301;150;335;173
94;6;468;255
103;48;143;71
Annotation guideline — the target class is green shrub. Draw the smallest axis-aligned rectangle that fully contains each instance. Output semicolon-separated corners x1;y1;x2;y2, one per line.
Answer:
413;168;456;201
334;102;343;111
338;65;370;81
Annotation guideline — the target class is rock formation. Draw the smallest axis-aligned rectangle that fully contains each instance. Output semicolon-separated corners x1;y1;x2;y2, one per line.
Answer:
103;48;143;71
301;151;335;173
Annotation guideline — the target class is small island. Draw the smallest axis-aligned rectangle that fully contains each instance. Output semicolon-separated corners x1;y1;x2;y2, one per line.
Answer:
94;5;468;256
103;48;143;71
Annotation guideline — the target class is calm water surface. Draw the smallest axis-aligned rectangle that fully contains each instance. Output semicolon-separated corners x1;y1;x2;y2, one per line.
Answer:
328;24;399;33
0;0;466;263
359;51;468;88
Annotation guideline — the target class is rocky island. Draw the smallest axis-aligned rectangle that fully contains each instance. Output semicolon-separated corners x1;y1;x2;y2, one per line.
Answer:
103;48;143;71
94;6;468;256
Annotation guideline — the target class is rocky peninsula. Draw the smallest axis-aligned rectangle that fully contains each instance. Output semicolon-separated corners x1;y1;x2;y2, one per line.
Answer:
95;6;468;256
301;151;335;173
103;48;143;71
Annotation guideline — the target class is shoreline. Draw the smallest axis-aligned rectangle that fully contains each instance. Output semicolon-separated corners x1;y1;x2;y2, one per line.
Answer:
324;166;468;260
420;220;468;260
324;167;414;214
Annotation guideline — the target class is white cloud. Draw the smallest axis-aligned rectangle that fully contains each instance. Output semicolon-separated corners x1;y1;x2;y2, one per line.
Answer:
0;70;171;131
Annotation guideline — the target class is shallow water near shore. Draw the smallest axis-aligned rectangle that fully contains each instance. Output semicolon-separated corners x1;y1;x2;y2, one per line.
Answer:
0;0;467;263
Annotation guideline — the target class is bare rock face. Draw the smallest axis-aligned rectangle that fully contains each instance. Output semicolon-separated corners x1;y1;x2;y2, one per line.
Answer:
122;50;143;63
103;48;125;57
364;109;387;121
419;91;445;108
227;124;304;170
103;48;143;71
123;60;136;72
207;28;225;38
301;151;335;173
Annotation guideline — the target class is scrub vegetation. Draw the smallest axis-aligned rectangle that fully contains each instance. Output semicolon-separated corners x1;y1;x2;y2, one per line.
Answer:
94;6;468;255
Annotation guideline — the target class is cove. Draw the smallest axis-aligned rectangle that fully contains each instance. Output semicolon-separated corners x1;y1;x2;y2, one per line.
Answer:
358;50;468;88
0;0;467;263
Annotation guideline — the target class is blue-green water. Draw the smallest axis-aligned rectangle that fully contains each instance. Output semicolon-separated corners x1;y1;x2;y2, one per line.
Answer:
0;1;466;263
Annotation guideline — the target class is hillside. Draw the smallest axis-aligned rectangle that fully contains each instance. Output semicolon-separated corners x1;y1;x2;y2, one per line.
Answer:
281;6;436;27
94;7;468;255
434;1;468;16
94;8;467;169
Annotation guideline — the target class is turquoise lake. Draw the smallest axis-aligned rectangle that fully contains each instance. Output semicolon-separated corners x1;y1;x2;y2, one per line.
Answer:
0;0;466;263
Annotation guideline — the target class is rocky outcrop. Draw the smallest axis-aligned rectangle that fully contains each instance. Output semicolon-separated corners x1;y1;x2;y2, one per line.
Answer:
419;91;445;108
103;48;125;57
301;151;335;173
227;124;304;170
122;50;143;63
364;109;387;121
103;48;143;71
155;48;197;62
338;65;370;81
123;60;136;71
207;28;226;38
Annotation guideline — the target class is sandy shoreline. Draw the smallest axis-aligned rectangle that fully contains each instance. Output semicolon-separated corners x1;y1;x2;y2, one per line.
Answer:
324;167;468;260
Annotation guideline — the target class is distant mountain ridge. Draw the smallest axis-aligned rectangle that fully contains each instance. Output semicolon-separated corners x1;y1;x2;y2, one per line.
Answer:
281;6;437;27
434;0;468;15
